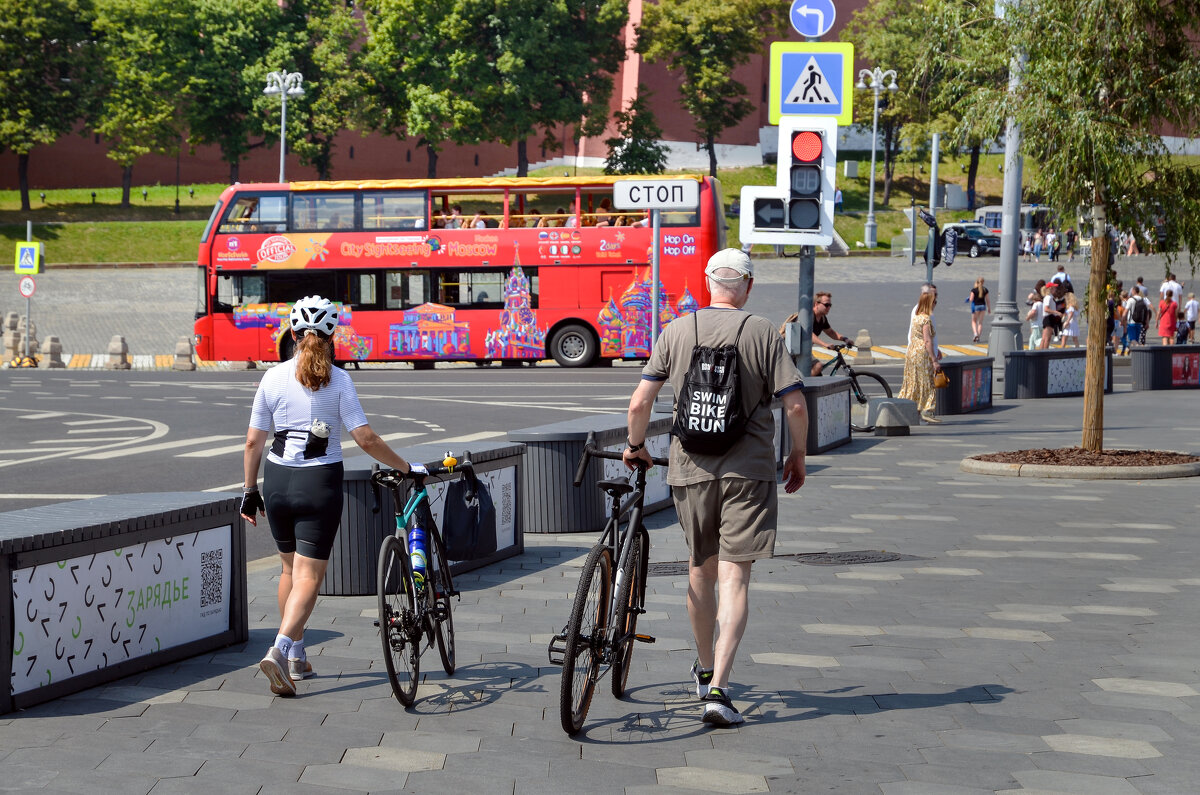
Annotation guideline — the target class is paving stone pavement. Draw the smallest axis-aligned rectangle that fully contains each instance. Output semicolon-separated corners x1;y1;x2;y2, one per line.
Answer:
3;384;1200;793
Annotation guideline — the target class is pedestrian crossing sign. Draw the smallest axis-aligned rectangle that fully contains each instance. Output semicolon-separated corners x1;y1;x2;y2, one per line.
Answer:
769;41;854;126
14;242;42;274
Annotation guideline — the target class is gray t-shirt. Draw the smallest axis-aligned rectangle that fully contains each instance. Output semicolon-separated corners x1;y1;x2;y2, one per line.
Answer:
642;307;803;486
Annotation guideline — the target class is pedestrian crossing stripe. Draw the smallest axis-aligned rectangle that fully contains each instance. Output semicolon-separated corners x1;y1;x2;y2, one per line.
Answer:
786;57;838;105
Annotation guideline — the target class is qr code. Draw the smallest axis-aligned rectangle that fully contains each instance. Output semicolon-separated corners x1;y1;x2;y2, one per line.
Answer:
500;482;513;526
201;549;223;608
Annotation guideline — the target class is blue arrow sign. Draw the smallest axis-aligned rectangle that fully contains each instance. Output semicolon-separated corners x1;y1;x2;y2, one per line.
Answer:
790;0;836;38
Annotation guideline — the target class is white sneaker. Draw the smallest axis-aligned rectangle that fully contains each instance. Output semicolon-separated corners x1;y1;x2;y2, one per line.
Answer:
701;687;744;726
288;658;314;680
259;646;295;696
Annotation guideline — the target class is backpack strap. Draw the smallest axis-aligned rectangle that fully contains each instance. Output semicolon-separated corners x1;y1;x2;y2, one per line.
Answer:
692;309;752;348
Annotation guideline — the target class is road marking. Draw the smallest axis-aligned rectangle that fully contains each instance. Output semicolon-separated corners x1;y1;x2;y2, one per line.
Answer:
67;427;151;434
63;418;133;426
35;437;139;444
0;447;89;454
18;412;68;420
424;431;505;445
74;434;241;460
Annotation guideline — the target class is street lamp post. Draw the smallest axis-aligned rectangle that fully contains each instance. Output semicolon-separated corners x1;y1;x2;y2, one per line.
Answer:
855;67;898;249
263;71;305;183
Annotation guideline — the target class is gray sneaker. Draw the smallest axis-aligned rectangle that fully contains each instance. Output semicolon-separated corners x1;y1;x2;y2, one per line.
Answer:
701;687;744;725
259;646;295;696
288;658;314;680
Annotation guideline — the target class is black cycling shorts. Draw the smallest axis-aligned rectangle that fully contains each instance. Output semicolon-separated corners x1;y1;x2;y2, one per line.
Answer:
263;459;344;560
1043;315;1063;333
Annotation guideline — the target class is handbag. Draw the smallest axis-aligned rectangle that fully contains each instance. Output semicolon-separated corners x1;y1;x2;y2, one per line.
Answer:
934;369;950;389
442;472;497;562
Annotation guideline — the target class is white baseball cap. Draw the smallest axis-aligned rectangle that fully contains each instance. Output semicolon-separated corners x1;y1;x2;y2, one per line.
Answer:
704;248;753;281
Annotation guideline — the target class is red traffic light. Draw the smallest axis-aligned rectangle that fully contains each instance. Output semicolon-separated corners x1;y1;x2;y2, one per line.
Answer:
791;131;823;163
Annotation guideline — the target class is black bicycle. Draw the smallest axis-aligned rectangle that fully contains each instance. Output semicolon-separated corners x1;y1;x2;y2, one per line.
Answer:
818;342;893;432
548;431;669;736
371;454;473;707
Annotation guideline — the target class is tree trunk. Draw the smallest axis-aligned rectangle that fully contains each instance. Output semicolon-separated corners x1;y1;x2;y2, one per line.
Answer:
426;145;438;179
229;160;240;184
18;153;30;212
1081;201;1108;452
707;133;717;178
121;165;133;207
517;140;528;177
967;144;981;210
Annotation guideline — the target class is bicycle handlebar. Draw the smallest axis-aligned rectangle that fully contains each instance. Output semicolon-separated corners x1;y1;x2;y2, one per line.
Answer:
572;431;669;487
370;452;476;513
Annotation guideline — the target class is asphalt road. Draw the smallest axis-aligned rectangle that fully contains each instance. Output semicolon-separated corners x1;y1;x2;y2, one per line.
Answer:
0;367;654;559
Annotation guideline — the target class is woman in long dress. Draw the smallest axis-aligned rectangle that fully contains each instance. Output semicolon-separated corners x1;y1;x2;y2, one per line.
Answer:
899;291;942;424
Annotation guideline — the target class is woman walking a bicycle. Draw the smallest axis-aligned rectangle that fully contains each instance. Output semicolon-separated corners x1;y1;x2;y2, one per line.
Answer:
899;291;943;424
240;295;419;697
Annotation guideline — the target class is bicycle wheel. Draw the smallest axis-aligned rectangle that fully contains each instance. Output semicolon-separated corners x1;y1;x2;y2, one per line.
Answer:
377;535;420;706
559;543;612;736
849;370;894;432
611;527;649;699
428;526;456;675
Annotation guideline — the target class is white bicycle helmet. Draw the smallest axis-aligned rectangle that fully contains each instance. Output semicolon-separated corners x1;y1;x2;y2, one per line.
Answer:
289;295;338;336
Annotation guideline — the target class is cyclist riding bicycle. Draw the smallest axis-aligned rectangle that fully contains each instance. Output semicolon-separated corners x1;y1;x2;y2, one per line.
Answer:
779;290;855;377
241;295;422;697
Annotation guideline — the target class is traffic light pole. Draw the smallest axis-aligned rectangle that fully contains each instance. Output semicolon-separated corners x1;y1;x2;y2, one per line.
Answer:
786;245;816;379
987;51;1027;380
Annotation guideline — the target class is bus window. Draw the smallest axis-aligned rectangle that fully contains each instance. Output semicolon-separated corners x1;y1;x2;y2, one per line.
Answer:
267;271;336;304
215;273;266;312
385;270;430;309
292;193;356;232
661;209;700;226
219;194;287;234
363;190;427;231
337;272;378;309
432;270;511;308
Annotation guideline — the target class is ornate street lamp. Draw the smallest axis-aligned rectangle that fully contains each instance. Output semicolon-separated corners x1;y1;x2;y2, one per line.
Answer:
855;67;898;249
263;71;305;183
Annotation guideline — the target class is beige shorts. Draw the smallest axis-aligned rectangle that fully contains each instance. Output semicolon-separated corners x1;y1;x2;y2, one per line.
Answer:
672;478;777;565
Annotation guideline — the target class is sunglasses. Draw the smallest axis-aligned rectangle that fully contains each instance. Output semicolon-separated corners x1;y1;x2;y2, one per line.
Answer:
819;302;832;307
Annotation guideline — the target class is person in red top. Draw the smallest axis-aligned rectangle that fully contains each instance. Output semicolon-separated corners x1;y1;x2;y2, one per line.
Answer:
1158;290;1179;345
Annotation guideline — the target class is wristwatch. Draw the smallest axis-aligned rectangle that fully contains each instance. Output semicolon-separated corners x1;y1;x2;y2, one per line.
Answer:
627;438;645;452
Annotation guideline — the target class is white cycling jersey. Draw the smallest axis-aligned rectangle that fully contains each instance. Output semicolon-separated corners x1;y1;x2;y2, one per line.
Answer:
249;359;368;466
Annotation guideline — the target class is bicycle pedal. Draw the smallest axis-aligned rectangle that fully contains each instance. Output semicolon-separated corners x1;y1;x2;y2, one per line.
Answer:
634;633;656;644
547;631;568;665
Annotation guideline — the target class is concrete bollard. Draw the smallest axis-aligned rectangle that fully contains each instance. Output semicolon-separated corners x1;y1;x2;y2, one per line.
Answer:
106;335;131;370
869;397;920;437
40;335;66;368
229;358;257;370
173;336;196;371
3;312;16;334
852;329;875;365
16;316;38;356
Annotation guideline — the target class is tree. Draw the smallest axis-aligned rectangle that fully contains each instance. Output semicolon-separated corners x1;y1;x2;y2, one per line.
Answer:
186;0;285;183
926;0;1200;451
0;0;99;211
637;0;786;178
604;88;668;175
361;0;488;177
475;0;630;176
93;0;195;206
257;0;364;180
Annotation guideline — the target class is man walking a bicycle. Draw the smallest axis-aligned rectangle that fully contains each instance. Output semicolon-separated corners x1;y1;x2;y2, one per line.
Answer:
623;248;809;725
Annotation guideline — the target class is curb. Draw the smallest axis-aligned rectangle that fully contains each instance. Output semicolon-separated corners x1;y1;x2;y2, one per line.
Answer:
960;457;1200;480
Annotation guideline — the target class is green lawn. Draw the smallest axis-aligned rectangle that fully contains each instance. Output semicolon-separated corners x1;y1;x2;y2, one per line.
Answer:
0;156;1009;264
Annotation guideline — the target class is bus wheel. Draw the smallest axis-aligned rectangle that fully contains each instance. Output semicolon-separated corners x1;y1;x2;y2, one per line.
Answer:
550;324;597;368
279;336;296;361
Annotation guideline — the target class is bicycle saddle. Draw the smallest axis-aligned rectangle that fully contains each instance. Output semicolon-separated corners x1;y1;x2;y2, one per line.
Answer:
597;478;634;497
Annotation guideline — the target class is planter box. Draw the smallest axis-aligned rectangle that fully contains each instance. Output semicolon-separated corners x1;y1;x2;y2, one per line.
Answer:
1003;348;1113;399
935;357;994;415
0;493;247;715
1131;345;1200;390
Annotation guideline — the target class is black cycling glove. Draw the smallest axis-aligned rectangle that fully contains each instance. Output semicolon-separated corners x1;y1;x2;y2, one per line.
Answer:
241;489;264;519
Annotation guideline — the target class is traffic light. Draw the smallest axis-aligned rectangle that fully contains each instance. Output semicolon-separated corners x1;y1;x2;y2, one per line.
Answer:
787;129;824;231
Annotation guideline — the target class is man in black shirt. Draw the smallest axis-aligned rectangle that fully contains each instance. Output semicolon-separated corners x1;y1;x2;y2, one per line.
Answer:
810;291;854;376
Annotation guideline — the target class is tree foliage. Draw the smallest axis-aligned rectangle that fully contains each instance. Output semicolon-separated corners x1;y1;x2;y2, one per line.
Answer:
604;88;669;175
0;0;99;209
637;0;785;178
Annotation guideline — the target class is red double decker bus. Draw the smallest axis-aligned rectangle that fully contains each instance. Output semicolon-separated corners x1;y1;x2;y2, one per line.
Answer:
192;175;725;367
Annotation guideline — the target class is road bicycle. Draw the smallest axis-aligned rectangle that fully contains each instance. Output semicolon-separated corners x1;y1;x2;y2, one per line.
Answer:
818;342;893;432
371;453;473;707
547;431;669;736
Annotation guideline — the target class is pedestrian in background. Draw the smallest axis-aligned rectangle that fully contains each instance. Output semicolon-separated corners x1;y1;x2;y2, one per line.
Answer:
623;248;808;726
899;291;942;424
241;296;419;697
1158;290;1178;345
968;277;990;344
1184;292;1198;343
1059;292;1080;348
1026;279;1046;350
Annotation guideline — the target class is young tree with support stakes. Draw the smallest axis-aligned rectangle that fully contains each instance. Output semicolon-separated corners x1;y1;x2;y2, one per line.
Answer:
925;0;1200;452
604;88;669;176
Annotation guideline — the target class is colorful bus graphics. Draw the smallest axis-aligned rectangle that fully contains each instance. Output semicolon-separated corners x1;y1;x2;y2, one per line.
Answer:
232;301;374;360
387;303;470;359
485;265;547;359
597;273;700;358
